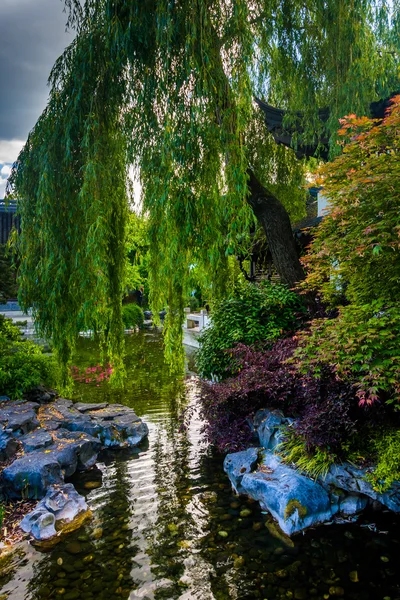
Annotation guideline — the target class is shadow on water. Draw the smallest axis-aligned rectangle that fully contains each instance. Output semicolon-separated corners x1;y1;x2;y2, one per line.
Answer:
1;330;400;599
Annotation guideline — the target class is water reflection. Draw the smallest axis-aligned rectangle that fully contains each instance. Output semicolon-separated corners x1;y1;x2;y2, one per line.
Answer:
1;331;400;600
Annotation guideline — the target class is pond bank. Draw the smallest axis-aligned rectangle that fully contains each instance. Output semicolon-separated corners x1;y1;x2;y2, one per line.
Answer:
224;408;400;536
0;391;148;543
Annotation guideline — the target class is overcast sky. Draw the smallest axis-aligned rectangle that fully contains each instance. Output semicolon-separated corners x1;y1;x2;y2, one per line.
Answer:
0;0;74;197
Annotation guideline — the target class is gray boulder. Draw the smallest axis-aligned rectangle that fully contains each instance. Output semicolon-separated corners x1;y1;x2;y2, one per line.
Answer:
38;398;98;434
0;401;40;435
20;429;53;453
223;448;259;493
243;452;336;535
225;450;336;536
324;462;400;513
20;507;56;540
93;406;149;447
71;404;149;447
339;494;369;516
254;408;294;451
0;430;18;461
49;429;102;473
2;453;63;498
20;483;88;540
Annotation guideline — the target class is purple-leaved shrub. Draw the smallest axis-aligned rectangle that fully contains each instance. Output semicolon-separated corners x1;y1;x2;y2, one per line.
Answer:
199;337;379;454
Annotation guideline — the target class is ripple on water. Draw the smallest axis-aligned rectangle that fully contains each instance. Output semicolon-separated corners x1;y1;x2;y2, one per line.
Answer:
1;332;400;600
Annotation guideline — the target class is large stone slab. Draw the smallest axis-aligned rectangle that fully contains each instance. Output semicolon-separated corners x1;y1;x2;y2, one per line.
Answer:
20;429;53;452
37;398;96;433
2;453;63;498
225;450;336;536
91;405;149;447
37;400;148;447
1;397;148;500
48;429;102;474
0;401;40;435
74;402;108;413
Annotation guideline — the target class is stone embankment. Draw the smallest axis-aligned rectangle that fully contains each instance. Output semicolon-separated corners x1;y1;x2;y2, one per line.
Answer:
0;389;148;542
224;408;400;536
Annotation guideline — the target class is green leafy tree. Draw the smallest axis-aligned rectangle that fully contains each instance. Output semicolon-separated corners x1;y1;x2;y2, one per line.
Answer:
0;245;17;304
125;211;150;295
297;97;400;405
8;0;400;382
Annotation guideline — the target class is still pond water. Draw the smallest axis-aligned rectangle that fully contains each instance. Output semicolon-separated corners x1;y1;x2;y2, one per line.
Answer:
1;331;400;600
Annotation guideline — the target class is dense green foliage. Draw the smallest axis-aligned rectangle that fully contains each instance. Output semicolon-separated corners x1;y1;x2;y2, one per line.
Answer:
0;316;59;399
122;304;144;329
277;426;336;479
276;99;400;483
366;428;400;492
196;281;303;379
0;245;17;304
199;99;400;490
297;97;400;406
125;211;149;296
8;0;400;380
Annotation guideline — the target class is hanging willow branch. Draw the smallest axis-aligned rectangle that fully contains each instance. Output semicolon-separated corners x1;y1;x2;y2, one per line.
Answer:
8;0;400;385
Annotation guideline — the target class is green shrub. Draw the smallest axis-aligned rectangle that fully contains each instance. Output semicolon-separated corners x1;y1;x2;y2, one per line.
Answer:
277;426;337;480
196;281;304;380
0;315;59;399
366;429;400;492
122;303;144;329
188;296;200;312
296;301;400;406
299;100;400;408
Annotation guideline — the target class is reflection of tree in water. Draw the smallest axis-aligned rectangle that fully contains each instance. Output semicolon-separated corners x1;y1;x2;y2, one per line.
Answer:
72;331;183;410
139;374;232;600
25;459;139;600
141;381;194;599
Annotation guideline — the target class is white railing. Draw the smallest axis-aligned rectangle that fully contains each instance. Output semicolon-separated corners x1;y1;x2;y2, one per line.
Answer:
183;308;210;332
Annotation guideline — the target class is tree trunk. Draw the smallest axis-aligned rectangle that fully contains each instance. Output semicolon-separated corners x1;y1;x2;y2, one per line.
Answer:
247;169;305;288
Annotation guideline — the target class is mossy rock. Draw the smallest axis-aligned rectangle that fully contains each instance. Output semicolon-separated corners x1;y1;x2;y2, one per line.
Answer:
284;499;307;521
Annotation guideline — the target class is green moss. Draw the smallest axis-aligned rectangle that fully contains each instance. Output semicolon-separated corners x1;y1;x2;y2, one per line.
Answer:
284;499;307;521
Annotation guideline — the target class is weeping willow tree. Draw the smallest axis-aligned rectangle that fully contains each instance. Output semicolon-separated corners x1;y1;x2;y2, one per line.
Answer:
8;0;400;385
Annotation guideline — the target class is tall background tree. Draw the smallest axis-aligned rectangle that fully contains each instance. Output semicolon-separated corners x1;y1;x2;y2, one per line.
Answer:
8;0;400;383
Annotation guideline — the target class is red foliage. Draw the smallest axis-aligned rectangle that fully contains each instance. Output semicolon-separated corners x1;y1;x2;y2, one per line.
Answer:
200;337;370;454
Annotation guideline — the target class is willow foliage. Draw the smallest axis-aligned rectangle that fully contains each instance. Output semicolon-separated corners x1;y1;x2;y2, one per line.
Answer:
8;0;400;384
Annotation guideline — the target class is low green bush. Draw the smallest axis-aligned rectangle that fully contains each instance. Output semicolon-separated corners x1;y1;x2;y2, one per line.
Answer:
196;280;304;380
277;426;337;480
365;428;400;492
0;315;59;399
122;303;144;329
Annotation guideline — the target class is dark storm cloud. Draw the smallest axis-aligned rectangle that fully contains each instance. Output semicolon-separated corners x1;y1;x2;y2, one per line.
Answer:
0;0;73;142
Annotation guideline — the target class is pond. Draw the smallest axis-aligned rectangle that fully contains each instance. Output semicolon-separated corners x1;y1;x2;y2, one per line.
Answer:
1;330;400;600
